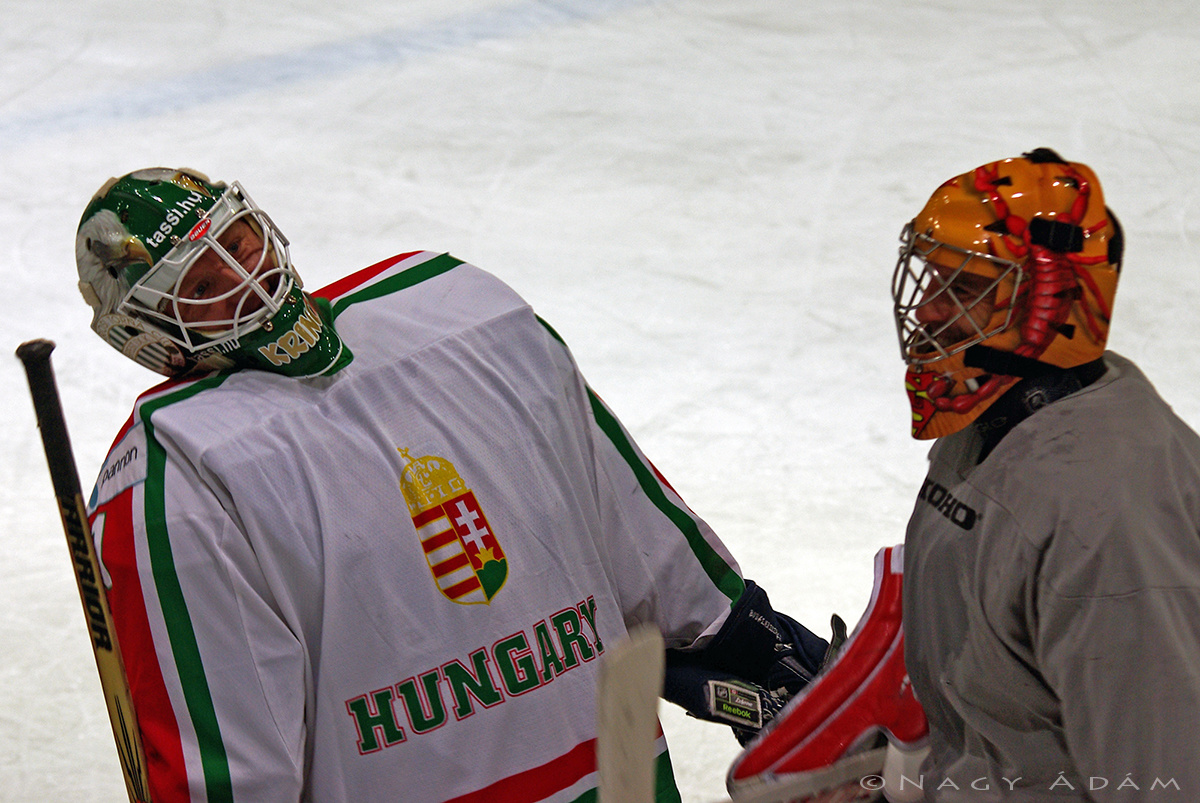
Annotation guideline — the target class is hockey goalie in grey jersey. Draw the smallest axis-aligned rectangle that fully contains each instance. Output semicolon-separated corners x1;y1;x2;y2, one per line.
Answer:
891;149;1200;801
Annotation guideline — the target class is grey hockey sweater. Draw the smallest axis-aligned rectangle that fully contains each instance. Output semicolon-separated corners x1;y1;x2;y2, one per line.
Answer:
903;352;1200;801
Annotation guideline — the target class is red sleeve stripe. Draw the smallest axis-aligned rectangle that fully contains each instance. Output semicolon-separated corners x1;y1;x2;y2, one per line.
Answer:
94;488;191;800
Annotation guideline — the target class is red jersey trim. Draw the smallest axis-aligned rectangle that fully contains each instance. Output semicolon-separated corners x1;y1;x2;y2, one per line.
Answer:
312;251;425;301
443;737;596;803
92;488;191;800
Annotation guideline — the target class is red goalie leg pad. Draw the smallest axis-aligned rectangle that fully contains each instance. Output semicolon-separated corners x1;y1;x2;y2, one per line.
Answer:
726;545;928;799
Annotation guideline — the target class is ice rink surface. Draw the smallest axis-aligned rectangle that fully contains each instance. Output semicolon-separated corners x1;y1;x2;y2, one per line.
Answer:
3;1;1200;799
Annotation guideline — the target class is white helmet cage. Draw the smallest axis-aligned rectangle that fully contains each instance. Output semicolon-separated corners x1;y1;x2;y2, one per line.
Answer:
122;182;301;353
891;221;1026;366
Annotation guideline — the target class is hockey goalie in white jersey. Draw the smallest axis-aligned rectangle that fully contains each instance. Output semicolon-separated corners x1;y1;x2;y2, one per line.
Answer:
74;168;848;802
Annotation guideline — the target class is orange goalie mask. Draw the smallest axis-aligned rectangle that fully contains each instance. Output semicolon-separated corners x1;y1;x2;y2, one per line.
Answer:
891;148;1123;440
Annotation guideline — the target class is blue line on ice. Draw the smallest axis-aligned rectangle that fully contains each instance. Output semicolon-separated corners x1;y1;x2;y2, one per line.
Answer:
0;0;656;146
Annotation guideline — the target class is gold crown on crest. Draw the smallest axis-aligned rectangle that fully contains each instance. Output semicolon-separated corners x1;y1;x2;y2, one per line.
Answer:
398;448;466;515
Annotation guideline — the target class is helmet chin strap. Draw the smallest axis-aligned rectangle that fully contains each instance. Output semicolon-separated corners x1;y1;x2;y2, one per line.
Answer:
965;345;1107;462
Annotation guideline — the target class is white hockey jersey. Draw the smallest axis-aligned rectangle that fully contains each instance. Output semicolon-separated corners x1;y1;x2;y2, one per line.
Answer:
87;251;745;802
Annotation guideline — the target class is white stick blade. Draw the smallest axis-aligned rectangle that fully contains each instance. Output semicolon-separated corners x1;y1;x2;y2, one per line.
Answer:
596;624;665;803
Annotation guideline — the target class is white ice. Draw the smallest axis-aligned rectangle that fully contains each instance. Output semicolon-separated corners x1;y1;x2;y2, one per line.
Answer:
3;1;1200;800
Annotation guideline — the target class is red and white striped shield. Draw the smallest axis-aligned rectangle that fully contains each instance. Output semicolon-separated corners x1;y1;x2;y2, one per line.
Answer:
399;449;508;604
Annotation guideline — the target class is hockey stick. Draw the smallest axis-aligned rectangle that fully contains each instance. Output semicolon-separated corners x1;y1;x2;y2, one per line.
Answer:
16;339;152;803
596;624;665;803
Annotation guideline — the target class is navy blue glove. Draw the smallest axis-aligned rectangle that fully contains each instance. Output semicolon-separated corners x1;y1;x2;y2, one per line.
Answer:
662;581;839;744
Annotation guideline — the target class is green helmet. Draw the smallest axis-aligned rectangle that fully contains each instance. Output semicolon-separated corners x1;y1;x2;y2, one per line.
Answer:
76;168;351;378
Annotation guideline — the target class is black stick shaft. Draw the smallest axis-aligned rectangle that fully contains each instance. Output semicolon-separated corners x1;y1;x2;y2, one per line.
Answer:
16;338;153;803
17;339;85;504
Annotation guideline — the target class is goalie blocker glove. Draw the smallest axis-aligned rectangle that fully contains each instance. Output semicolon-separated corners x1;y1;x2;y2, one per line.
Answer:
662;580;835;745
725;545;929;803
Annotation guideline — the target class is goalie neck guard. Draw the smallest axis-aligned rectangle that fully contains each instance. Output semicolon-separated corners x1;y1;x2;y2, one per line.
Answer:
76;168;351;378
891;149;1122;440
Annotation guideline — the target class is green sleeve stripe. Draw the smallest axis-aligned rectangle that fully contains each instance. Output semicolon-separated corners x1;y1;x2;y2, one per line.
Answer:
538;316;741;602
586;390;743;602
535;315;567;346
138;375;235;802
330;253;465;318
654;747;683;803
